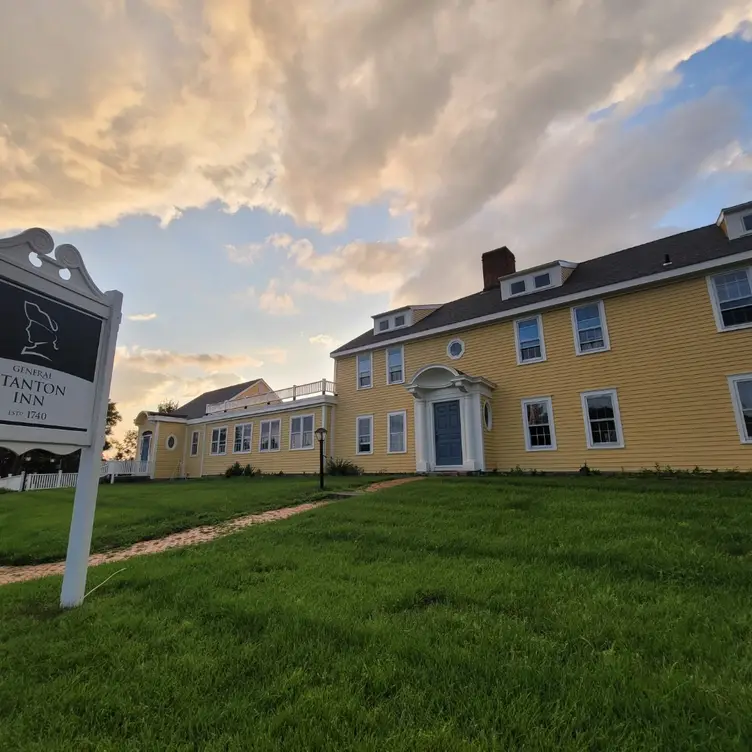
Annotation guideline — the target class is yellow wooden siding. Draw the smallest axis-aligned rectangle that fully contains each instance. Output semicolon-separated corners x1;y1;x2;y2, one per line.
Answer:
334;271;752;472
334;348;416;474
197;404;332;477
154;423;187;479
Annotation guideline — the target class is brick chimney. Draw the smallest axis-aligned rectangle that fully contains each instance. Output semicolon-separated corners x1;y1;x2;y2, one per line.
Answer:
482;247;516;292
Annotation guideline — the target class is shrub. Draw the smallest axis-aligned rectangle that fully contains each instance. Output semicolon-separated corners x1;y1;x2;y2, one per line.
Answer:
242;464;256;477
326;456;363;476
224;462;244;478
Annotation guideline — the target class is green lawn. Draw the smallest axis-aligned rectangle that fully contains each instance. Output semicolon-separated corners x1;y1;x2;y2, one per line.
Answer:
1;476;752;750
0;475;383;566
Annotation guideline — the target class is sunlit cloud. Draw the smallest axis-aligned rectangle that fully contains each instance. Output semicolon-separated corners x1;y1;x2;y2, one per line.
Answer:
127;312;158;322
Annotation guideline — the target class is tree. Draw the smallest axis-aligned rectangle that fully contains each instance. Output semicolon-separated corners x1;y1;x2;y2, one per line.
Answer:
157;399;180;414
104;400;122;451
112;429;138;461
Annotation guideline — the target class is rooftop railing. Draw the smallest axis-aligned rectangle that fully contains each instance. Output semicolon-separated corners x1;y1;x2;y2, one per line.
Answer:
206;378;336;415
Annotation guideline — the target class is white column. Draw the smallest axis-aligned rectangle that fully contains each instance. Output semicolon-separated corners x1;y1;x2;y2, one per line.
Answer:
414;397;429;473
473;393;485;472
460;393;475;470
151;422;160;479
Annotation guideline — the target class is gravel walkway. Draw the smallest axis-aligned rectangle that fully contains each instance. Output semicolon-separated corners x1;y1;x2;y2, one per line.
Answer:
0;476;424;586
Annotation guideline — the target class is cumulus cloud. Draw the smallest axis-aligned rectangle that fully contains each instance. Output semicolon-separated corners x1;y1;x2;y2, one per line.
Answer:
309;334;338;347
2;0;751;238
258;279;299;315
127;312;158;321
2;0;752;320
225;243;263;265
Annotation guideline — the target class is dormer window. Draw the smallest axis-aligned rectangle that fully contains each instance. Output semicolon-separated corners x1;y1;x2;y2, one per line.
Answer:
534;272;551;289
717;202;752;240
500;261;577;301
373;308;416;334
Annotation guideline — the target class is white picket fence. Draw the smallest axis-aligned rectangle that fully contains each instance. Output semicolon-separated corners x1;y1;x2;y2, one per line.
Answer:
26;471;79;492
1;460;153;493
0;474;24;492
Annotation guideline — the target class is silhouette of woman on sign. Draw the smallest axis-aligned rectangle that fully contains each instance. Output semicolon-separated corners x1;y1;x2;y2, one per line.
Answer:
21;301;59;362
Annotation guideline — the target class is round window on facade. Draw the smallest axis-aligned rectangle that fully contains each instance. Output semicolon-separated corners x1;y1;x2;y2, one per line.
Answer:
483;402;492;430
166;435;177;450
447;338;465;360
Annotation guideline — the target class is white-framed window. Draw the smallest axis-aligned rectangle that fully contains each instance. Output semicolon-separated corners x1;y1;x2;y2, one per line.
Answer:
743;214;752;234
357;353;373;389
290;414;314;450
190;430;200;457
386;346;404;385
534;272;551;289
394;314;406;327
387;410;407;453
233;423;253;453
581;389;624;449
515;315;546;364
447;338;465;360
510;280;526;295
356;415;373;454
259;419;281;452
708;267;752;331
571;300;610;354
210;427;228;455
728;374;752;444
166;434;177;451
483;401;492;430
521;397;556;451
379;320;389;331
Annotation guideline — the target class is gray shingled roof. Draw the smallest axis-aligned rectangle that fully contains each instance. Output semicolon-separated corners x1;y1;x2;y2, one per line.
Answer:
332;224;752;354
174;379;261;419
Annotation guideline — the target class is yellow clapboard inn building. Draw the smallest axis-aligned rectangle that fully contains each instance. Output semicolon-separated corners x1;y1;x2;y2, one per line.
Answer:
137;201;752;478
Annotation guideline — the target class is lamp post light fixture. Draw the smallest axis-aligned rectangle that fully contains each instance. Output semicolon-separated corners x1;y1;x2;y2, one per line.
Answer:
314;427;328;490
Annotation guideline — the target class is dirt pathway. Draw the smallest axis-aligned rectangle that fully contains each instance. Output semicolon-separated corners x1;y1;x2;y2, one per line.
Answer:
0;476;424;586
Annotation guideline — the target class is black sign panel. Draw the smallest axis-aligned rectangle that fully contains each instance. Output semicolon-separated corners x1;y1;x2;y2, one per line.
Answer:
0;277;102;382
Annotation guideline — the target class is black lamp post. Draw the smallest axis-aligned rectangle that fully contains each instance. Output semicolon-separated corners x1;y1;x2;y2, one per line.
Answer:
314;427;327;490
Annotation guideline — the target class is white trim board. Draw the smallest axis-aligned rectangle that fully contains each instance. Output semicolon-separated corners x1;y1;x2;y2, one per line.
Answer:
331;249;752;358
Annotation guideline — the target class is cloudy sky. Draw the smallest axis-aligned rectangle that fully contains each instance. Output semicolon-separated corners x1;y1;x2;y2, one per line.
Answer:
2;0;752;437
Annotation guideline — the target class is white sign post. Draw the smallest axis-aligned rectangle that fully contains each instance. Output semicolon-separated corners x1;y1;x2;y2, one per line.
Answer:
0;228;122;608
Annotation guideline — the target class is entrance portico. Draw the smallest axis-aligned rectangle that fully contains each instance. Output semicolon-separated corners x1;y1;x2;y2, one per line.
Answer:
406;364;495;473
